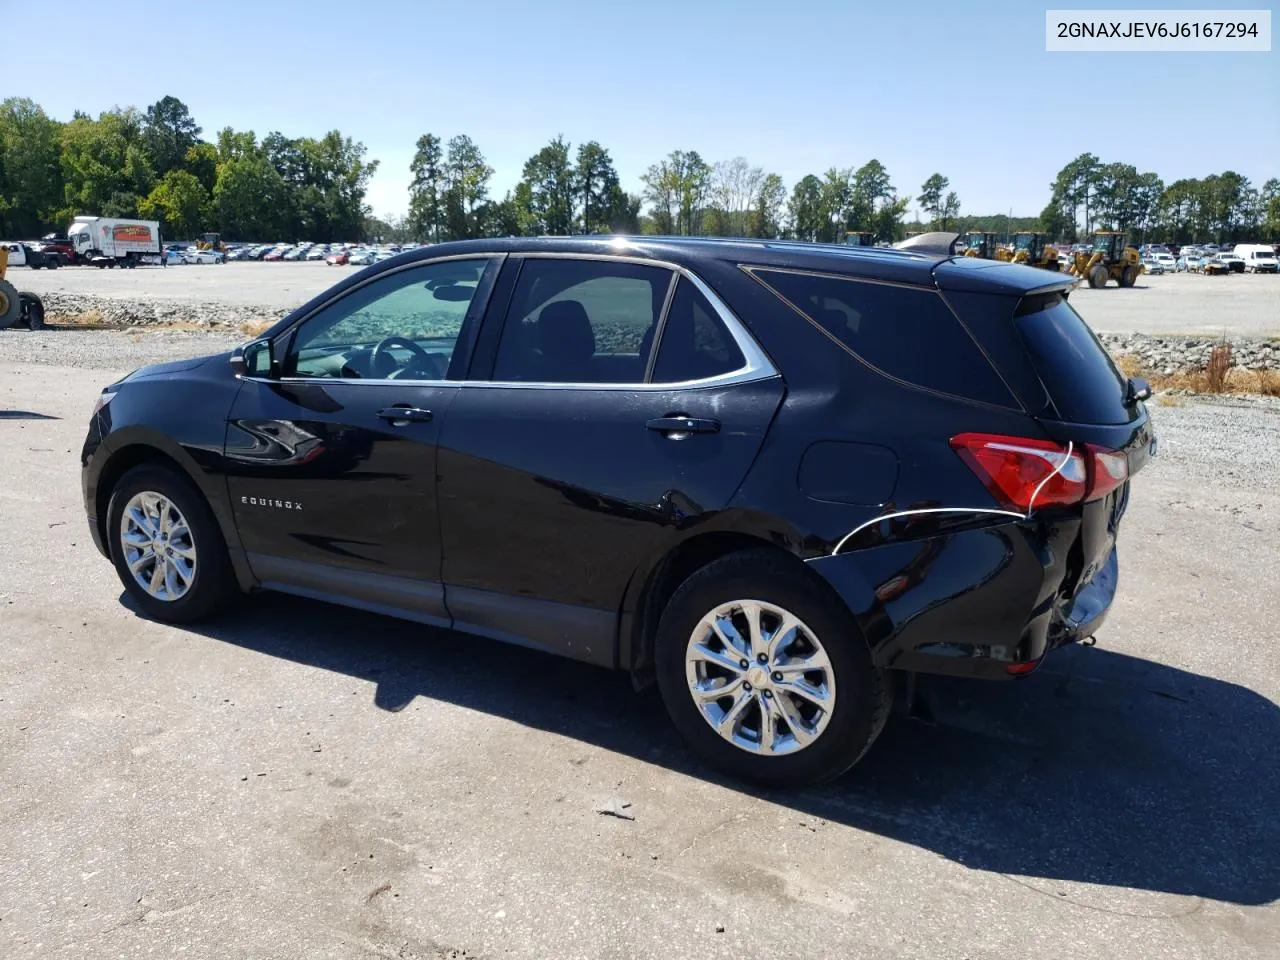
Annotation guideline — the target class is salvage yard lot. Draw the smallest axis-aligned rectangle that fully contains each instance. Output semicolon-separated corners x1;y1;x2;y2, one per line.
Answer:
1;344;1278;958
12;259;1280;336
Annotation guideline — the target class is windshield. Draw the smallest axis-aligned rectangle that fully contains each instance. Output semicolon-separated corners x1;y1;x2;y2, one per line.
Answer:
1014;234;1034;252
1254;250;1276;259
1091;235;1114;253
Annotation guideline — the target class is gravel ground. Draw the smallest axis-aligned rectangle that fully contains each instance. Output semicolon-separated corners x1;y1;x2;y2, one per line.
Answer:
2;356;1277;960
0;328;243;369
10;260;1280;336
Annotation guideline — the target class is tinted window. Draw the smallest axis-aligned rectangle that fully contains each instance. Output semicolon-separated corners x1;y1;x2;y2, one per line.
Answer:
752;269;1013;405
492;259;669;383
651;279;746;383
1015;294;1131;424
288;258;490;380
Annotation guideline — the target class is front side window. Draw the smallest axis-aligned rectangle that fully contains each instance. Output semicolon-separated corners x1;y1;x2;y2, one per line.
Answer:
286;258;492;380
492;258;670;384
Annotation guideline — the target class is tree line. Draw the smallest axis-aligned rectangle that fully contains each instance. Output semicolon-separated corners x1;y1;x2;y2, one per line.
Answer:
0;96;376;242
2;96;1277;244
1041;153;1279;244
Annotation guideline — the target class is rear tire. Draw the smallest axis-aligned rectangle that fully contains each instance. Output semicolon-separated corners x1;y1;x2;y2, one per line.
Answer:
1120;265;1138;287
654;548;890;786
106;464;238;624
19;293;44;330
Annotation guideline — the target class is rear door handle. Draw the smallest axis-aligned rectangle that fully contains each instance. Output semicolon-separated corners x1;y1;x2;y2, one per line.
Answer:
646;416;720;435
377;406;433;424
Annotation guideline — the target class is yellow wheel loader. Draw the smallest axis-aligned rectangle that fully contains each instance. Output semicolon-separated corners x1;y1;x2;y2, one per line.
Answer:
962;231;1011;261
0;246;46;330
196;232;227;253
1009;232;1061;270
843;231;876;247
1067;232;1142;288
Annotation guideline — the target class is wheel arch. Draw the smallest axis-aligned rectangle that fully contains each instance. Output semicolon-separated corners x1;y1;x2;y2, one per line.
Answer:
619;524;867;687
93;436;255;591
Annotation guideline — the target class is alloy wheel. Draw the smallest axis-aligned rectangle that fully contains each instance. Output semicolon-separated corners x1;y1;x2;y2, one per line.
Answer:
119;491;197;601
684;599;837;755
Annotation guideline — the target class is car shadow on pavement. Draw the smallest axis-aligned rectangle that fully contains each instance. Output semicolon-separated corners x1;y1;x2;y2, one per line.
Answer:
164;592;1279;907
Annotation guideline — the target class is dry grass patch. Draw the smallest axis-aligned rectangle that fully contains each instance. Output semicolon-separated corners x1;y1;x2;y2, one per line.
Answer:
1110;341;1279;398
238;319;274;338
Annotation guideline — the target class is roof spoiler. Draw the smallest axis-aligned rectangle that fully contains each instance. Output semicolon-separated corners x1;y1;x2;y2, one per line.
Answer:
894;232;960;257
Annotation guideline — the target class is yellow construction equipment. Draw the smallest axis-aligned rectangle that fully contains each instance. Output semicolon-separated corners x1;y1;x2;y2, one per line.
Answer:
196;232;227;252
1067;231;1142;288
962;232;1011;261
1009;232;1061;270
0;246;45;330
843;231;876;247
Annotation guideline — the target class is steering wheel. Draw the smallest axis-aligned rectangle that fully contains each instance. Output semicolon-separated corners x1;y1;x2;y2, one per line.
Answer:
370;336;445;380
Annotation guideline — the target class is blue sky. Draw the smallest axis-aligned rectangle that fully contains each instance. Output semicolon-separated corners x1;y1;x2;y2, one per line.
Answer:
4;0;1275;219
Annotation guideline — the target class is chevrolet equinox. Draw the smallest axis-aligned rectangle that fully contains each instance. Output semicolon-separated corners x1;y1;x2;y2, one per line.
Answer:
81;235;1155;785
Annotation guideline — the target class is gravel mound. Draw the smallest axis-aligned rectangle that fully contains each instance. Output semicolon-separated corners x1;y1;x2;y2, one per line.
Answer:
35;291;288;332
1100;332;1277;372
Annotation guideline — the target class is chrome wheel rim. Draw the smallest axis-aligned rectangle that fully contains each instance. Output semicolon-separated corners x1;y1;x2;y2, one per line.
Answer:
119;491;197;601
685;600;836;756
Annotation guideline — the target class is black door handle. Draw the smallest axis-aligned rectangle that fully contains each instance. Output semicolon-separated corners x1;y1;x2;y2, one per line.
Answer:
646;416;720;435
377;406;433;424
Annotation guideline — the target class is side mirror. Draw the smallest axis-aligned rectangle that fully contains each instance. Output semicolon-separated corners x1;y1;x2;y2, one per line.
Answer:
1127;376;1152;403
231;338;273;378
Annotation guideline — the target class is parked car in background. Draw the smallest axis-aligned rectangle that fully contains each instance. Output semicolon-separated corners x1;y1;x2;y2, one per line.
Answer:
183;249;225;265
306;246;329;261
2;241;62;269
263;248;286;262
164;248;186;266
1140;258;1164;275
325;250;350;266
1216;250;1245;273
347;249;376;266
1200;255;1231;275
1232;244;1277;273
79;235;1154;785
1152;253;1176;272
282;245;309;261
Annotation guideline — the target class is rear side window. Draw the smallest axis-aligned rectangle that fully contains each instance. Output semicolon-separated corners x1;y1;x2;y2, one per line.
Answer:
1014;293;1131;424
751;269;1014;405
651;279;745;383
492;258;669;383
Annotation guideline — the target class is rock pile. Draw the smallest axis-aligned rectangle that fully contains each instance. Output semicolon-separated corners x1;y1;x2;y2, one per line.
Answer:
38;292;289;332
1098;332;1276;373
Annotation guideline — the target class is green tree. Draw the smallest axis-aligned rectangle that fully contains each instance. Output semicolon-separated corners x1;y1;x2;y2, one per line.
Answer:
408;133;445;242
576;141;620;234
917;173;949;229
184;142;219;193
213;153;288;240
748;173;786;238
788;174;825;241
520;135;576;235
0;97;63;236
641;150;711;235
60;108;155;217
1260;178;1280;240
939;191;960;231
139;169;210;238
142;96;201;177
442;135;493;240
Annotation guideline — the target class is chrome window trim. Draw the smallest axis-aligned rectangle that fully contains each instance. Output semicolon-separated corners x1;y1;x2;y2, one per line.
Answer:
247;252;779;392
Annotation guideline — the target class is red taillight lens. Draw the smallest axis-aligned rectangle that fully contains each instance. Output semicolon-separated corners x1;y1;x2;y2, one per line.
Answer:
1086;445;1129;501
950;432;1088;512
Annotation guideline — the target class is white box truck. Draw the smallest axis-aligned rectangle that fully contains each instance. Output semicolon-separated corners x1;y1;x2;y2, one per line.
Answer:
67;216;162;267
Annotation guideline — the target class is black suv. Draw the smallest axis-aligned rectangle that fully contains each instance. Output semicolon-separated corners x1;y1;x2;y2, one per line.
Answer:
81;236;1154;785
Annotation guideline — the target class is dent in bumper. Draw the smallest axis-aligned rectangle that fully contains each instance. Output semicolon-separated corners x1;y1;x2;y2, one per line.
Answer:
808;519;1111;679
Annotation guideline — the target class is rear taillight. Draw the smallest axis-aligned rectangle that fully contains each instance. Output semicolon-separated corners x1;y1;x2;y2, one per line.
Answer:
1086;445;1129;500
950;433;1128;513
950;433;1086;512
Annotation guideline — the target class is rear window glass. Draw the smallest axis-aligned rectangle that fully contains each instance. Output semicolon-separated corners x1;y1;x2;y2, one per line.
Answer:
1014;294;1131;424
751;269;1014;406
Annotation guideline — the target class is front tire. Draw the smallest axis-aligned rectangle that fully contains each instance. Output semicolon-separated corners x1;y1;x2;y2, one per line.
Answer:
106;464;237;623
654;549;890;786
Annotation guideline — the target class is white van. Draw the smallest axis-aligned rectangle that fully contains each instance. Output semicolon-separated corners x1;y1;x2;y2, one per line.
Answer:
1233;244;1278;273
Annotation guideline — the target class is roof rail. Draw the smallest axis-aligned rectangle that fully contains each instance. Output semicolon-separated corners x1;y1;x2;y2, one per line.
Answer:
893;232;960;257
